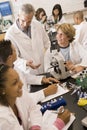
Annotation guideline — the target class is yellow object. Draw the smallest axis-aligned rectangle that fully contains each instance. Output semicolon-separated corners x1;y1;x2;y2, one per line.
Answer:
77;98;87;106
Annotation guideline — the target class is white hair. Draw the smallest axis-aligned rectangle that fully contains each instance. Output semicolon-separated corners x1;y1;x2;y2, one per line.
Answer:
19;3;35;15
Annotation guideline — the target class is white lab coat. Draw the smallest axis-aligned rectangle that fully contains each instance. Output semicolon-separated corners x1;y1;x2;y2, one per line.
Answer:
5;19;50;75
48;15;66;24
0;90;63;130
14;65;45;104
44;41;87;72
0;90;42;130
74;21;87;49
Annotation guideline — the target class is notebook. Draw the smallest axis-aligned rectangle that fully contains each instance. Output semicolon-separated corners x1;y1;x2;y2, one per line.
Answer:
41;84;69;103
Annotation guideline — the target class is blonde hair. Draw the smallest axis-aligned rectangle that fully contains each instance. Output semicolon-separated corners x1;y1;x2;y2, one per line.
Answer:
57;23;75;42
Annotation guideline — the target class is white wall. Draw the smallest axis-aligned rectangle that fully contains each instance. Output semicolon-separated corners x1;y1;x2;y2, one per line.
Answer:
10;0;85;15
0;0;87;23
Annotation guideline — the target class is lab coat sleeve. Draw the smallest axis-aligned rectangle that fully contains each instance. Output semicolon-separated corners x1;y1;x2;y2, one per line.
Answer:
44;47;53;72
25;74;43;85
22;68;43;85
14;58;44;85
29;104;42;128
74;25;80;42
30;90;45;104
75;43;87;67
70;41;87;67
21;90;42;128
79;44;87;66
41;23;51;50
14;57;28;72
74;21;87;49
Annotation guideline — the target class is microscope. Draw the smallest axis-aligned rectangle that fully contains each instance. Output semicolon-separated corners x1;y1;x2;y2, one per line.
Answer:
50;56;71;80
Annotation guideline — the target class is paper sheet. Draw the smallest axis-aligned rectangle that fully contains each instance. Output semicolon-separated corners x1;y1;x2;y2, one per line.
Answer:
42;110;76;130
41;84;69;103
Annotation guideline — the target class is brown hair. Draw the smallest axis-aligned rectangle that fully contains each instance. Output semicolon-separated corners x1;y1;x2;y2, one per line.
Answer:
35;8;46;21
0;40;12;63
52;4;63;21
73;11;84;20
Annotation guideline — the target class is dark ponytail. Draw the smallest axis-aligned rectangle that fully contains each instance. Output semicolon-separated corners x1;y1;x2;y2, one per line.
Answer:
0;64;10;106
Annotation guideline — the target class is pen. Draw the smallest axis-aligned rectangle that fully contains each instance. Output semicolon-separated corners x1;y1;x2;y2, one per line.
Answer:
49;81;53;84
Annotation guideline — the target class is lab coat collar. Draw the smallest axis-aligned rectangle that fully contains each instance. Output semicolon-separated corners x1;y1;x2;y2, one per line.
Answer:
12;22;31;40
0;105;18;120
